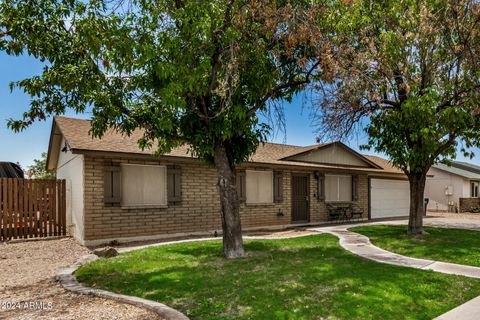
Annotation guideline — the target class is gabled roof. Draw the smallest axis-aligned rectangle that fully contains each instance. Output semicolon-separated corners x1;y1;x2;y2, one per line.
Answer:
280;141;382;169
433;162;480;180
47;116;403;175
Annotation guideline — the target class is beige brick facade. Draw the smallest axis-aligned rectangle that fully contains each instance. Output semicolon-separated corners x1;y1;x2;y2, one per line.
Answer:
459;198;480;212
81;155;370;244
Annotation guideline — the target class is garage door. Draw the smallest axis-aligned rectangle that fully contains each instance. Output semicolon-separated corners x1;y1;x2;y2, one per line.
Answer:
370;179;410;219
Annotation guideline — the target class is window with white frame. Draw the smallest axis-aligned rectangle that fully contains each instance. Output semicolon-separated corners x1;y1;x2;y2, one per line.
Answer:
246;170;273;204
325;175;352;202
471;181;479;198
121;164;167;207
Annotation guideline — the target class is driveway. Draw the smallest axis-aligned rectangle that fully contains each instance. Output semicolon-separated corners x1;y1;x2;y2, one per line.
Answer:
320;211;480;231
0;237;162;320
425;211;480;229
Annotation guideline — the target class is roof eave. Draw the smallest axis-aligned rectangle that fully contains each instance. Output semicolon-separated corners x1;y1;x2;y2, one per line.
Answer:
432;165;480;180
46;118;59;171
70;148;403;175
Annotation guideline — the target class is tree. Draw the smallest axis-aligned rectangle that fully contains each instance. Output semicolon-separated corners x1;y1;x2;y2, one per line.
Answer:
0;0;331;257
28;152;55;179
314;0;480;234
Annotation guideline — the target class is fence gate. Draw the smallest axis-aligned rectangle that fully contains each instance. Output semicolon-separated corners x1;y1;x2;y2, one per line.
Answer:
0;179;66;241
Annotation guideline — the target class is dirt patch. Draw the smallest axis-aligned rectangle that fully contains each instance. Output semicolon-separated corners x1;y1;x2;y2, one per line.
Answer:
428;211;480;220
0;237;162;320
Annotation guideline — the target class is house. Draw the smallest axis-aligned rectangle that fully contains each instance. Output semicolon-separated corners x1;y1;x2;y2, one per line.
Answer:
425;161;480;212
47;116;409;246
0;162;24;178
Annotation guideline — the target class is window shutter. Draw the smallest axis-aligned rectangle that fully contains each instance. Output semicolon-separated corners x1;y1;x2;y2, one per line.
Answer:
167;165;182;204
104;165;121;204
273;171;283;202
318;173;325;201
352;175;359;201
236;171;246;202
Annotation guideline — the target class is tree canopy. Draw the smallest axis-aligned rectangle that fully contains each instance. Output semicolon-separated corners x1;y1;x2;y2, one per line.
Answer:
1;0;331;257
315;0;480;233
28;152;55;179
1;0;330;162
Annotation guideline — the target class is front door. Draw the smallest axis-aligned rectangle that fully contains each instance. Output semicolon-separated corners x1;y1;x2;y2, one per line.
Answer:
291;174;309;223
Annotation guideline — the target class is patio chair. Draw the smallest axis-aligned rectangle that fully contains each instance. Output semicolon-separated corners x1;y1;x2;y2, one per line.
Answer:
350;204;364;221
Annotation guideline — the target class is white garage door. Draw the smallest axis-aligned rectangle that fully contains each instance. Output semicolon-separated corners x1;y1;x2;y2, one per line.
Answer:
370;179;410;219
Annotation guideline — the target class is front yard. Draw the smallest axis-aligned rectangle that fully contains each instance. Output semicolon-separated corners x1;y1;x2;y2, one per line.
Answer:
76;234;480;320
0;238;160;320
352;225;480;267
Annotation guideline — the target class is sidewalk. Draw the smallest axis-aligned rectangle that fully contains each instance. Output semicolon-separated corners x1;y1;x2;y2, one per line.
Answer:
309;221;480;319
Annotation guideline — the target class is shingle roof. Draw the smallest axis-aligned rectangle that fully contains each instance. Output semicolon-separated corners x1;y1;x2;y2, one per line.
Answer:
53;116;155;155
433;162;480;179
52;116;402;174
363;155;401;173
451;161;480;175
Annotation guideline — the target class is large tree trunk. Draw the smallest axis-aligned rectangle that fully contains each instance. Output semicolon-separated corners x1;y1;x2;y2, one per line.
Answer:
407;171;427;235
213;141;245;258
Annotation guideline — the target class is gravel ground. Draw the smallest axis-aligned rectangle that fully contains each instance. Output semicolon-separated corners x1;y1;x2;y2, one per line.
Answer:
428;211;480;220
0;237;162;320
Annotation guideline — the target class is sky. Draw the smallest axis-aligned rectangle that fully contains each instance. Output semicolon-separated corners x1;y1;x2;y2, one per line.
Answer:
0;52;477;169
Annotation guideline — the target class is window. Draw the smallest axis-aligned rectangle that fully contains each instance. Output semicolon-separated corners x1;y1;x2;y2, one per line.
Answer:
246;170;273;204
325;175;352;202
471;181;479;198
121;164;167;207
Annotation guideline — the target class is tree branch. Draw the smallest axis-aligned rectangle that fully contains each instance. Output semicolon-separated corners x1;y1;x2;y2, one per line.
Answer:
0;30;12;37
207;0;235;96
428;133;458;165
247;60;322;116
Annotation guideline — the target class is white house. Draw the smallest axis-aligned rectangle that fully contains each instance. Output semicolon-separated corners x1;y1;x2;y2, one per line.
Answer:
425;161;480;212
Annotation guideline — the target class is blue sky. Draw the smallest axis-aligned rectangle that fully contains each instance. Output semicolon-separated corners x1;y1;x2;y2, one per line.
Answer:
0;53;84;168
0;52;477;169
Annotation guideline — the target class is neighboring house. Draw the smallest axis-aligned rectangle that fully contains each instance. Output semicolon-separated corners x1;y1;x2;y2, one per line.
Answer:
426;161;480;212
47;116;408;246
0;162;24;178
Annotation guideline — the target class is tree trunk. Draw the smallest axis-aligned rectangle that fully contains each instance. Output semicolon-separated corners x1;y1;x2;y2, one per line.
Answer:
213;141;245;258
407;172;427;235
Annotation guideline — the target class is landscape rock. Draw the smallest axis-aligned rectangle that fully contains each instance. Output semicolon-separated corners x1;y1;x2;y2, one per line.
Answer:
93;246;119;258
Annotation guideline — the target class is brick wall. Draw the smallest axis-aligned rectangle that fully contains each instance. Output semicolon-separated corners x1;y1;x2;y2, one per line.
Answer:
459;198;480;212
309;173;369;221
82;155;370;243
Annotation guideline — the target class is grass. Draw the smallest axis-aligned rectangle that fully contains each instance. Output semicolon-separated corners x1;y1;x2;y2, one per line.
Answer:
351;225;480;267
76;235;480;320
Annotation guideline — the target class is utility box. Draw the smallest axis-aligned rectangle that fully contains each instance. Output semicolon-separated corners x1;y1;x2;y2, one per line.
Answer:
445;185;453;196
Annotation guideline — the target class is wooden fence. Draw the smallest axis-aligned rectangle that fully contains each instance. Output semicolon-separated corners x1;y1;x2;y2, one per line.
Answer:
0;179;66;241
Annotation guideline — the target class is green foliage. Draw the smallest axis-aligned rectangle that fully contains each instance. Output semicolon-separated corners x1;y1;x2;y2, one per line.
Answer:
365;91;477;174
0;0;327;165
318;0;480;175
76;234;480;319
28;152;55;179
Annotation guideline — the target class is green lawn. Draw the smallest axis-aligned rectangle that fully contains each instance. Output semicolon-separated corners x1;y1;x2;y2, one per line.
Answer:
351;225;480;267
76;235;480;320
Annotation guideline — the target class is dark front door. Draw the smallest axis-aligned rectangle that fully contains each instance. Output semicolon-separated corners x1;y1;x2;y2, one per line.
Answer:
291;174;309;223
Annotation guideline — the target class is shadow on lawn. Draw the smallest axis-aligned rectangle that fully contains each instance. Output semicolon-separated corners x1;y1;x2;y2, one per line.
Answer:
76;235;480;320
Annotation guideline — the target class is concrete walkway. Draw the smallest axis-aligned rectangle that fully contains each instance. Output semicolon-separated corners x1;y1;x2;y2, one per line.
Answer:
309;219;480;319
